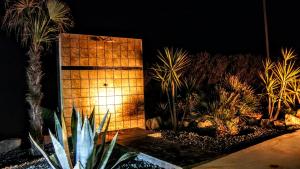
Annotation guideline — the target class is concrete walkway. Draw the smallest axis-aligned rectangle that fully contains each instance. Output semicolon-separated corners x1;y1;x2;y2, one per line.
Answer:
193;130;300;169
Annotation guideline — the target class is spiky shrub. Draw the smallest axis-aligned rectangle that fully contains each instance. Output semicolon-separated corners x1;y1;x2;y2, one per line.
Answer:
259;48;300;120
29;107;136;169
211;75;260;135
151;47;190;131
2;0;74;142
177;77;209;127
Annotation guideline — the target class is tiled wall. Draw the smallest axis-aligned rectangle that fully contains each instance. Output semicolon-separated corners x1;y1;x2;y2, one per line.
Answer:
59;33;145;134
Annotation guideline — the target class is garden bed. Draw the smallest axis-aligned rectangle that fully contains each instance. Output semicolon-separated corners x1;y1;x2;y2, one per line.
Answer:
121;126;291;167
0;126;292;168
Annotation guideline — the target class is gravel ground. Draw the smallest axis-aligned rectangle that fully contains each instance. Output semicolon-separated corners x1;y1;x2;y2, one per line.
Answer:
161;125;288;153
3;157;163;169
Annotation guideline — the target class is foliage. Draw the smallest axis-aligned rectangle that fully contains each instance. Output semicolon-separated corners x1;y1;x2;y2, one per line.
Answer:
259;48;300;120
29;106;136;169
210;75;260;135
184;52;263;87
177;77;209;127
2;0;74;142
151;47;190;130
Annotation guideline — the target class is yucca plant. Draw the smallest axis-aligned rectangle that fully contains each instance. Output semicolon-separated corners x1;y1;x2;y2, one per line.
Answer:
259;48;300;120
29;107;136;169
151;47;190;131
2;0;74;143
259;58;279;119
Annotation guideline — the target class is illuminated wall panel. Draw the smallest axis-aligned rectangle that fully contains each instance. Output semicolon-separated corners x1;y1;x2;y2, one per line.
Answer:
58;33;145;134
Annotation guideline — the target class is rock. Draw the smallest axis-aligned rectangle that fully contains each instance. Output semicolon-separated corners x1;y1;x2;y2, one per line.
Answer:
0;138;21;154
260;119;272;128
146;116;162;130
273;120;285;127
197;120;214;128
296;109;300;118
285;114;300;126
244;112;263;120
183;121;190;127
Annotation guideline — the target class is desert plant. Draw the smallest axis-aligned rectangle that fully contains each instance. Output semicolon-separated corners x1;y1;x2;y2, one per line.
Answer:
29;106;136;169
211;75;260;135
259;48;300;120
2;0;74;143
258;58;278;119
178;77;209;127
151;47;190;131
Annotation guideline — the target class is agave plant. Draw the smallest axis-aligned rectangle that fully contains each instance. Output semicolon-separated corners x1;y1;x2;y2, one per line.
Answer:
151;47;190;131
29;107;136;169
2;0;74;143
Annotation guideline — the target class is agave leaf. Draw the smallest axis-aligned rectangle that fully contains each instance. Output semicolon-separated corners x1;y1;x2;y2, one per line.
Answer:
75;111;83;162
49;154;60;168
89;107;95;133
54;112;63;146
74;161;84;169
29;134;57;169
111;152;138;169
97;110;110;133
99;132;118;169
95;114;111;168
71;106;78;161
49;130;71;169
61;112;73;168
79;117;94;168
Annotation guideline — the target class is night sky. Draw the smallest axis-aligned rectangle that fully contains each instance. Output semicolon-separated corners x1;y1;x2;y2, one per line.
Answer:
0;0;299;140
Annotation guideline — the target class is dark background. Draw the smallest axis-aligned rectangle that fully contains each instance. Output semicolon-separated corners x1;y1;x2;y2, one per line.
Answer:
0;0;299;140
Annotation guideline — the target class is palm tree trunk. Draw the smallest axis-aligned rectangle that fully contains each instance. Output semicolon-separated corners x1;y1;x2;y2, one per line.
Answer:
171;81;177;131
26;46;44;143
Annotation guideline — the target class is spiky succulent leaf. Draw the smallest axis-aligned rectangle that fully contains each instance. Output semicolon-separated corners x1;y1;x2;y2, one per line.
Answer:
79;117;94;168
75;111;83;162
73;161;84;169
111;152;138;169
94;114;111;168
60;112;73;168
49;154;60;169
71;106;78;161
49;130;71;169
29;134;57;169
54;112;63;146
89;107;95;133
97;110;110;133
98;132;119;169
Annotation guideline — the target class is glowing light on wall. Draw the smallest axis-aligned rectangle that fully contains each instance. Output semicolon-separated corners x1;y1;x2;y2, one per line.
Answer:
58;33;145;134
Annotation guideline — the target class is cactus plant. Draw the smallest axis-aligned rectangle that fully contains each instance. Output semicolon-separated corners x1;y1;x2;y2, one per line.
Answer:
29;106;136;169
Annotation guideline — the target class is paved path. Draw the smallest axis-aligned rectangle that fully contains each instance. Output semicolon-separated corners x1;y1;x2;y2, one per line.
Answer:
193;130;300;169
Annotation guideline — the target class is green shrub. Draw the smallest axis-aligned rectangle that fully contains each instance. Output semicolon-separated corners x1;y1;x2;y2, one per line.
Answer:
29;106;136;169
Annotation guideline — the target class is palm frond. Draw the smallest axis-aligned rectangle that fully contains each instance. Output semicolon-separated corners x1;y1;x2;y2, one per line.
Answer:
46;0;74;32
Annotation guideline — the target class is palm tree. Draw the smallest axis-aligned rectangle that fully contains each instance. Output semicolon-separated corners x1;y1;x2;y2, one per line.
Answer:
151;48;190;131
2;0;73;143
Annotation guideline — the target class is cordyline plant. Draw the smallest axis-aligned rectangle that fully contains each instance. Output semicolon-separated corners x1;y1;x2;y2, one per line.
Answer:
151;47;190;131
2;0;74;143
30;106;136;169
259;48;300;120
